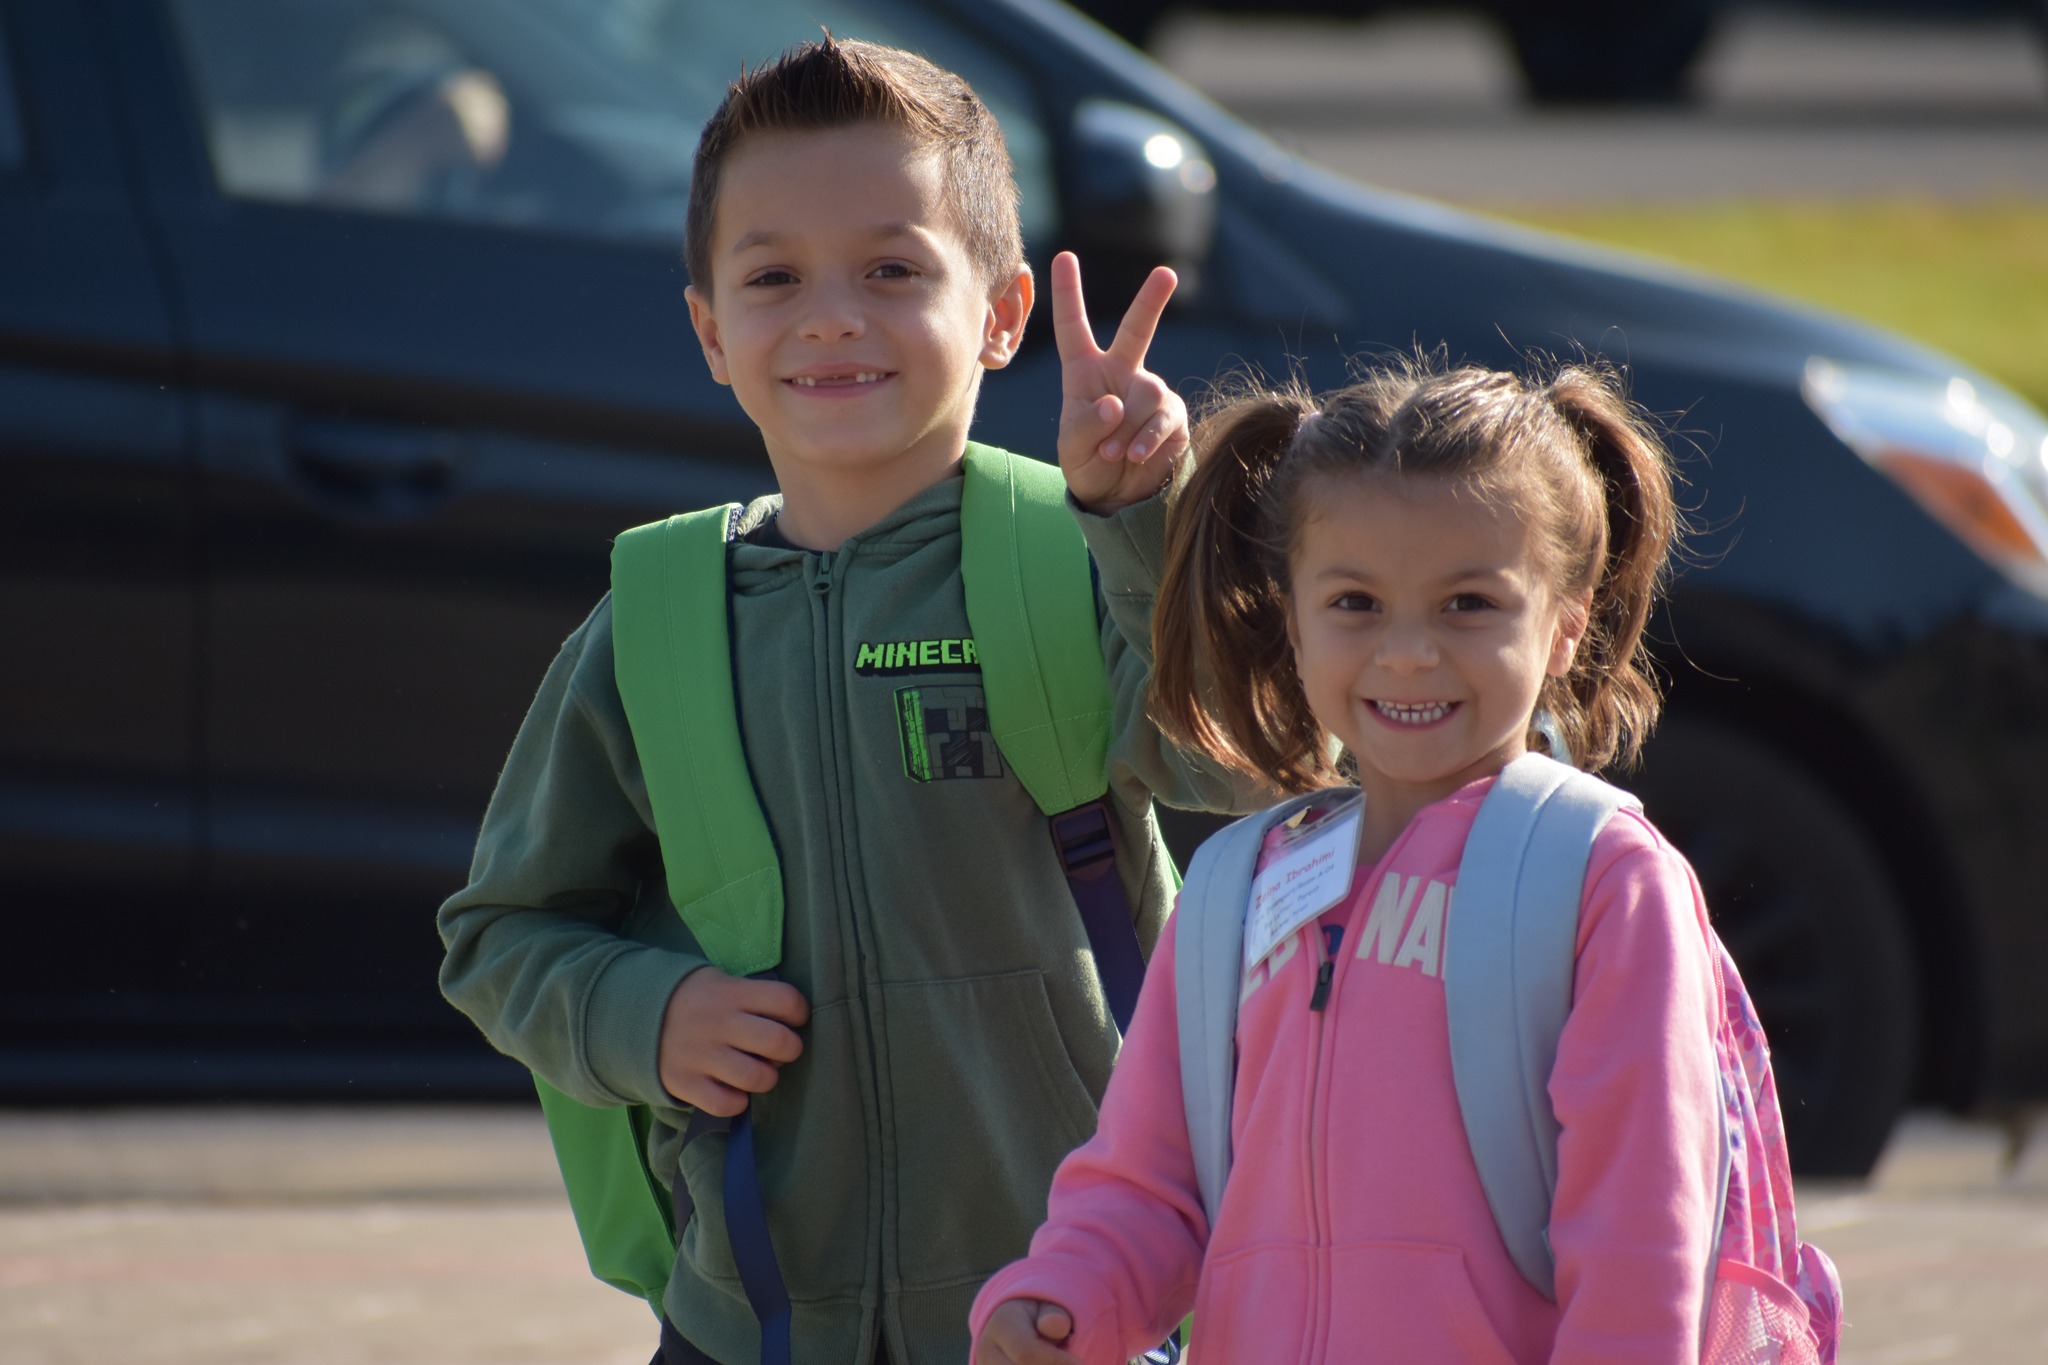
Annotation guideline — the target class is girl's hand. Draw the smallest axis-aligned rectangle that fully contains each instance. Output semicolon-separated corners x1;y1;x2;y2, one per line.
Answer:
1050;251;1189;515
975;1298;1082;1365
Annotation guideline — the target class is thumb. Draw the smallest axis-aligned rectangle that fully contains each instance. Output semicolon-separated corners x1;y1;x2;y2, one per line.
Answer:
1034;1302;1074;1343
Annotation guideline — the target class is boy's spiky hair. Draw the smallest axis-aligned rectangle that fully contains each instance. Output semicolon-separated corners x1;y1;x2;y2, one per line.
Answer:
684;37;1025;296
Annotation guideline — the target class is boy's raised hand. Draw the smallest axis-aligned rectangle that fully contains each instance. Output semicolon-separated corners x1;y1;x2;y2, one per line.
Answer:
657;966;809;1116
1051;251;1189;515
975;1299;1081;1365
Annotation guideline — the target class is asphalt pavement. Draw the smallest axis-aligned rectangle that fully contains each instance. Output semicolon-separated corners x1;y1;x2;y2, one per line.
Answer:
2;1106;2046;1364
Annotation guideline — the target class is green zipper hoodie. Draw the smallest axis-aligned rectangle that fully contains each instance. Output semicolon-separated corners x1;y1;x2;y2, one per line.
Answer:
438;466;1252;1365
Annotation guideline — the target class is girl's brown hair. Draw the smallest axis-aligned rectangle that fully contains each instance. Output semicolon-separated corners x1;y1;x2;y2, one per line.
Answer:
1152;358;1678;793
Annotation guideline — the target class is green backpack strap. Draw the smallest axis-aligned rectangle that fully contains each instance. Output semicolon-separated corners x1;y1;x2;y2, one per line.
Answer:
959;444;1114;813
612;507;784;978
533;506;785;1312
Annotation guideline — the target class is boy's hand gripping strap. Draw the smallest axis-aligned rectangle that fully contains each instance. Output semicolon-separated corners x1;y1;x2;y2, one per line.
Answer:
1445;752;1640;1301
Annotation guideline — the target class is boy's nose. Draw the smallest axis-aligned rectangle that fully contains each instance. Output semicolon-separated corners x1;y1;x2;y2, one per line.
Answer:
797;286;866;343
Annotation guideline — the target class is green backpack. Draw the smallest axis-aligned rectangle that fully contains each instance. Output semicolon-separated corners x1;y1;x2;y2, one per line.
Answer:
534;444;1140;1317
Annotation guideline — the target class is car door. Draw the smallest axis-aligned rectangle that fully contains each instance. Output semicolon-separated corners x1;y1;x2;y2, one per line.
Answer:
0;0;201;1081
101;0;783;1082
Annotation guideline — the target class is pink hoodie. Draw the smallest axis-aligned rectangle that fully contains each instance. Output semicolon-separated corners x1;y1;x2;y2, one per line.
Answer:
971;777;1724;1364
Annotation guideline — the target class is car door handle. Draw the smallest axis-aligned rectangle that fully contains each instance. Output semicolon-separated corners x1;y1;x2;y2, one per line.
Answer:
288;419;465;517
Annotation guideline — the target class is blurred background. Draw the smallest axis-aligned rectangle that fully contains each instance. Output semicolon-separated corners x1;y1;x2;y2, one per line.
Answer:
2;0;2045;1360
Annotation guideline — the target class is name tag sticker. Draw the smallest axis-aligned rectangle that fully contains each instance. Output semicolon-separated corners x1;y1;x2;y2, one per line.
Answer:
1243;793;1364;970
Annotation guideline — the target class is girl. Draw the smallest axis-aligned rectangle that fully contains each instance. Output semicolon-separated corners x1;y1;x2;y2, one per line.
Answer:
971;360;1787;1363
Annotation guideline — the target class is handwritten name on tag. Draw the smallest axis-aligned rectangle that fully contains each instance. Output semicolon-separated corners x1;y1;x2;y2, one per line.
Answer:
1244;794;1364;970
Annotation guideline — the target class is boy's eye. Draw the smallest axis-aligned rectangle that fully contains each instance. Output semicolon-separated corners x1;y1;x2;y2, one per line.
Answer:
1446;592;1497;613
870;261;917;280
745;269;797;288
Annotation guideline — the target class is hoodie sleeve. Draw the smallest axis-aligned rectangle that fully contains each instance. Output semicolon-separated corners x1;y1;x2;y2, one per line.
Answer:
1074;490;1276;820
436;597;710;1113
1546;812;1724;1363
971;913;1209;1365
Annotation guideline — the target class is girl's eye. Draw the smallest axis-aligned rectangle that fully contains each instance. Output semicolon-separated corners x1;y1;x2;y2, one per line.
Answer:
746;269;797;288
1333;591;1378;613
1447;592;1497;613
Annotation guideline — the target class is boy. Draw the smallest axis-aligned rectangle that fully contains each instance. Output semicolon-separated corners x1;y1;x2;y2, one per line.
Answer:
438;37;1242;1365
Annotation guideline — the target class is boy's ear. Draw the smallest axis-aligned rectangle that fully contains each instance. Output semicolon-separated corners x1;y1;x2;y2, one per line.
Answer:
978;266;1035;371
684;284;732;386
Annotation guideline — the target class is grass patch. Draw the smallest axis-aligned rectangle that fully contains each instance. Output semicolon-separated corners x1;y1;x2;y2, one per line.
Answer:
1483;199;2048;411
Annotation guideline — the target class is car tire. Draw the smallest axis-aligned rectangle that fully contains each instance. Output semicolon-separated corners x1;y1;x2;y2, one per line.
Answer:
1080;0;1178;46
1499;0;1717;104
1628;714;1919;1177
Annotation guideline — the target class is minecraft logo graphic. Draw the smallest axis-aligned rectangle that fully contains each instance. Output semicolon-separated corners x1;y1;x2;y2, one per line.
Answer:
895;685;1005;782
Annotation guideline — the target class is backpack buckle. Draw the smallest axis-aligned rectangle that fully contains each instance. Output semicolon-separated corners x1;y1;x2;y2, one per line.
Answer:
1049;800;1117;878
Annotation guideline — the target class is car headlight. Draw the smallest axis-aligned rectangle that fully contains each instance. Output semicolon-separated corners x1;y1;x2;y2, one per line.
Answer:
1803;358;2048;597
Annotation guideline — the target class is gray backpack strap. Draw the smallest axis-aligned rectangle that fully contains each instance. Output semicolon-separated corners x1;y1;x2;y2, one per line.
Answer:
1445;753;1641;1301
1175;789;1343;1234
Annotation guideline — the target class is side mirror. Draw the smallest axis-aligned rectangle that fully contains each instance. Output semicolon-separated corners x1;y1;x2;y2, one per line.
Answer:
1064;100;1217;305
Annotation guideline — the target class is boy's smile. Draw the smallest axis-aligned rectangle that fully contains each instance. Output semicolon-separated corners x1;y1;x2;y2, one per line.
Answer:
685;124;1031;548
1285;473;1586;844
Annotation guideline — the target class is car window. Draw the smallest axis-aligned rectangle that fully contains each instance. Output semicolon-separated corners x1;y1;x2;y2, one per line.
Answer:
0;12;26;171
166;0;1055;251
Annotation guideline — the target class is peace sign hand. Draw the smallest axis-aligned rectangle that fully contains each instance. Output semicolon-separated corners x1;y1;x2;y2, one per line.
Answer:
1050;251;1190;515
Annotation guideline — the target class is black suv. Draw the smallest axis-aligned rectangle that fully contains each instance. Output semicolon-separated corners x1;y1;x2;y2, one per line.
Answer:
5;0;2046;1175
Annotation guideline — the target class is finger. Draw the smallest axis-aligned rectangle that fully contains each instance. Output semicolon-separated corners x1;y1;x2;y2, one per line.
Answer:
733;978;811;1028
1125;408;1179;464
1076;393;1126;461
729;1014;805;1066
1104;265;1177;370
669;1074;750;1118
1047;251;1099;367
1105;374;1173;459
1034;1303;1073;1343
710;1046;784;1095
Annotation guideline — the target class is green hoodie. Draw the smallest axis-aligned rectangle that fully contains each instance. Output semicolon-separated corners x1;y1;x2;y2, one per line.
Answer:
439;466;1251;1364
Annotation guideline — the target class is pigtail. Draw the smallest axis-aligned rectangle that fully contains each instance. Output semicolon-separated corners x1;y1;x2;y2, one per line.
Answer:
1539;366;1679;771
1152;386;1337;793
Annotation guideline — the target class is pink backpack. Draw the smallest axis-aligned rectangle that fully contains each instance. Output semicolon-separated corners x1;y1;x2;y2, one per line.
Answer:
1704;939;1842;1363
1174;754;1842;1362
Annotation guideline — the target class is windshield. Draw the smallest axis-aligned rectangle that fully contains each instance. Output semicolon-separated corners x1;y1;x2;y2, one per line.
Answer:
170;0;1056;250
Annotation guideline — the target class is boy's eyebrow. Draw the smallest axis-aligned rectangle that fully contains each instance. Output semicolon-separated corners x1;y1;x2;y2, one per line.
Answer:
728;222;928;256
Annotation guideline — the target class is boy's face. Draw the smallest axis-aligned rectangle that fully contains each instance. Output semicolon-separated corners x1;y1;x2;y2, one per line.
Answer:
685;124;1031;489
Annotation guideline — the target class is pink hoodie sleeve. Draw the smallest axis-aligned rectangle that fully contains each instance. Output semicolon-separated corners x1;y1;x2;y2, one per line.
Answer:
1546;813;1724;1363
969;913;1207;1365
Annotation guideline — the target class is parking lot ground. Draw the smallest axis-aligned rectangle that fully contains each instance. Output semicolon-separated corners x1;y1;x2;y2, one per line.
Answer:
2;1107;2046;1364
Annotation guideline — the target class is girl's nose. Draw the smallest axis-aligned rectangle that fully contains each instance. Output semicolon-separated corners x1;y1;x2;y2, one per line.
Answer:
1375;619;1439;672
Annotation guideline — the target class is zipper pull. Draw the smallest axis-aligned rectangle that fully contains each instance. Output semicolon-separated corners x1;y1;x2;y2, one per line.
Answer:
1309;924;1344;1011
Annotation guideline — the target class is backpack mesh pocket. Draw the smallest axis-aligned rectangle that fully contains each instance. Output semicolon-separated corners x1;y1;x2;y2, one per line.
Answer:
1701;1259;1820;1365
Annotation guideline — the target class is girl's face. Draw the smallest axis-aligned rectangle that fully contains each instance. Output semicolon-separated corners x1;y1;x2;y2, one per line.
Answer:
1286;470;1588;818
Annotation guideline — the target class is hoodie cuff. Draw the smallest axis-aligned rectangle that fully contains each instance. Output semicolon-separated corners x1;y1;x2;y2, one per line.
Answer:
971;1257;1130;1365
1070;487;1168;604
580;944;710;1107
